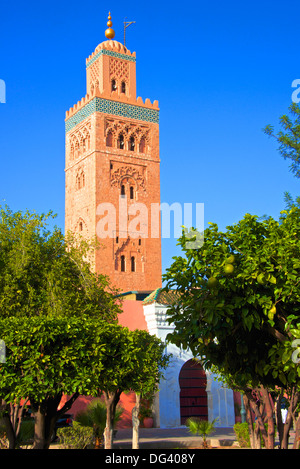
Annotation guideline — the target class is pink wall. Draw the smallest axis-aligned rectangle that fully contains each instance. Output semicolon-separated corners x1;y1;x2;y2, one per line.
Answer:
118;299;148;331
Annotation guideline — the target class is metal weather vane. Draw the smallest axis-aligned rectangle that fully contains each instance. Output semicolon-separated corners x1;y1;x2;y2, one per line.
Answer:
124;18;136;46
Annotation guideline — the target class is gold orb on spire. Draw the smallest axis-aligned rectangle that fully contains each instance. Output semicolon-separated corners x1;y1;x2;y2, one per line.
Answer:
105;12;115;39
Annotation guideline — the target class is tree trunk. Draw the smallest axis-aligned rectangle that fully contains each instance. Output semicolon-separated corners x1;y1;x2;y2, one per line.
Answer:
0;399;28;449
132;393;141;449
253;421;262;449
0;400;16;449
32;392;79;449
293;414;300;449
279;386;299;449
276;390;284;448
260;387;275;449
103;390;122;449
246;388;269;448
32;407;47;449
243;394;255;448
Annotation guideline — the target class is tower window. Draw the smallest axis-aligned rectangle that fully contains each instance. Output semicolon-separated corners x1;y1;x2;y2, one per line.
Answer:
117;134;124;150
76;170;85;190
121;81;126;94
129;136;135;151
106;131;113;147
121;255;125;272
138;238;142;246
130;186;134;200
111;79;117;91
116;236;119;244
121;184;125;197
139;137;146;153
131;256;135;272
79;222;83;232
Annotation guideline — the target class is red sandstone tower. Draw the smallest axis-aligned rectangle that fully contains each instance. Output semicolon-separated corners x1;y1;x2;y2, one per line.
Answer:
65;13;162;293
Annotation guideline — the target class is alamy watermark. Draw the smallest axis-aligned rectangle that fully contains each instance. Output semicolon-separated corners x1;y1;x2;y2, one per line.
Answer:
292;339;300;364
0;79;6;103
0;339;6;363
96;197;204;249
291;79;300;103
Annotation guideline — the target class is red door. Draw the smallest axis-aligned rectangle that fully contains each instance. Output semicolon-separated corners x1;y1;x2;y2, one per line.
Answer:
179;359;208;425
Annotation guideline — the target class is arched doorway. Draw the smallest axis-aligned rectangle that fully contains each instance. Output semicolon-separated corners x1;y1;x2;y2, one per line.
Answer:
179;359;208;425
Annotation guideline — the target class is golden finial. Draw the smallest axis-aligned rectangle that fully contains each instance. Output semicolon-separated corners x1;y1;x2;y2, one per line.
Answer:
105;12;115;39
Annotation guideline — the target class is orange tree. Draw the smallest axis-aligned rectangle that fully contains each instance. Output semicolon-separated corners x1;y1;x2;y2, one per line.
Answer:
0;206;121;448
0;316;111;449
163;207;300;449
97;327;169;449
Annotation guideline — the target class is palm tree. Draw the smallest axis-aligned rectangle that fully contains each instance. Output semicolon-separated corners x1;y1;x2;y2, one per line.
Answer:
75;399;123;449
186;417;218;448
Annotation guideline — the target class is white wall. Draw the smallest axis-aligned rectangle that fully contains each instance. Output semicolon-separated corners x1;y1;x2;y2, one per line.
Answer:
143;302;235;428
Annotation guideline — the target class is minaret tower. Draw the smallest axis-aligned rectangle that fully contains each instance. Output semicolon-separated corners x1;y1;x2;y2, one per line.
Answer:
65;13;162;293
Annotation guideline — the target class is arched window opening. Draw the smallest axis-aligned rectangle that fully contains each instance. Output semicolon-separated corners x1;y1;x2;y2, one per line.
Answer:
121;81;126;94
130;186;134;200
111;79;117;92
117;134;124;150
106;131;113;147
139;137;146;153
76;171;85;190
129;136;135;151
79;221;83;232
131;256;135;272
138;238;142;246
121;255;126;272
121;184;125;198
86;134;90;150
75;141;80;158
116;236;119;244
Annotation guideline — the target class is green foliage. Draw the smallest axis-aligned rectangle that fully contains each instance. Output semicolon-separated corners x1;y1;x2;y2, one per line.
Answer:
0;205;121;321
163;206;300;391
186;418;217;447
97;328;170;398
57;421;94;449
264;103;300;178
0;317;128;405
233;422;251;448
17;420;35;448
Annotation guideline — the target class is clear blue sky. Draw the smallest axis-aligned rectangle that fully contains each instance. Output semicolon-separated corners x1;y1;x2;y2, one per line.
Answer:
0;0;299;275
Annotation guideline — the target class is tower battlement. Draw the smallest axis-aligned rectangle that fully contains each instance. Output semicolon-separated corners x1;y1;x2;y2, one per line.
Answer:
65;93;159;124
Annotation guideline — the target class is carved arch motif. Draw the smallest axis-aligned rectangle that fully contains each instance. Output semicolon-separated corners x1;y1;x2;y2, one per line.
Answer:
110;166;146;191
68;122;91;160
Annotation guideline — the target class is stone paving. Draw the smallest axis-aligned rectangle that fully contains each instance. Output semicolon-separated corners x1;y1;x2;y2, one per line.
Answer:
113;426;238;449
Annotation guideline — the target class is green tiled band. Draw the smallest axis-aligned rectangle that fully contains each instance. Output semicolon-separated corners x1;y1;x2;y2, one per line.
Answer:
86;49;136;68
65;97;159;132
